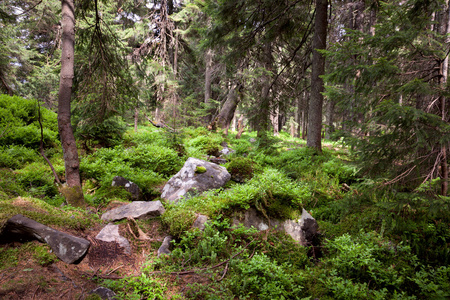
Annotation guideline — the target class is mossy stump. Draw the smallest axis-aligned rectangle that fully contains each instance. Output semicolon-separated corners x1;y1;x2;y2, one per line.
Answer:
59;185;85;207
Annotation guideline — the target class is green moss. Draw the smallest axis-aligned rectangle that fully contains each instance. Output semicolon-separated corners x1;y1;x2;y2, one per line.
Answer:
0;197;96;231
59;185;85;207
225;157;261;183
195;166;207;173
161;207;197;237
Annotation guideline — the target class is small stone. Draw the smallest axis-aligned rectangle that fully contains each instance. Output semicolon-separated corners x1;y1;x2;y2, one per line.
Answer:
158;236;173;257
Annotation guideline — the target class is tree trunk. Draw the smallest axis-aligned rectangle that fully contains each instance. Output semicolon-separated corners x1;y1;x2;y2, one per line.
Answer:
204;49;214;123
236;115;245;139
257;42;274;138
440;1;450;196
58;0;84;206
307;0;328;151
272;104;279;136
325;99;335;139
215;83;241;134
134;107;139;133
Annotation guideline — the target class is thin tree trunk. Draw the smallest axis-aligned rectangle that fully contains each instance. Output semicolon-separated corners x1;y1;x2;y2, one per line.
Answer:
204;49;214;123
58;0;84;206
134;107;139;132
325;99;335;139
236;115;245;139
257;42;274;138
272;104;279;136
307;0;328;151
440;1;450;196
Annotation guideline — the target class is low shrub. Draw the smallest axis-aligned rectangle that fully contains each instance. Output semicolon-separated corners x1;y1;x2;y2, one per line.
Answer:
0;169;24;199
0;145;40;169
313;231;450;299
225;157;261;183
0;94;59;148
161;206;197;237
15;162;58;199
74;115;127;147
185;132;224;156
104;273;167;300
227;252;304;300
175;168;309;220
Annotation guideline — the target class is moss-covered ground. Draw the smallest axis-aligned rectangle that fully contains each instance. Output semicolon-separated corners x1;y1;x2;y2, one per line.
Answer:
1;118;449;299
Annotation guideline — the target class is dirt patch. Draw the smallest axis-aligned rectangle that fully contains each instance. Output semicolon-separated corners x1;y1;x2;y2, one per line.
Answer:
0;218;167;299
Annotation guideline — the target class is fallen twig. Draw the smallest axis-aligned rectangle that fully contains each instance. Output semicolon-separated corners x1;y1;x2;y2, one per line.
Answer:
107;265;124;276
217;262;229;282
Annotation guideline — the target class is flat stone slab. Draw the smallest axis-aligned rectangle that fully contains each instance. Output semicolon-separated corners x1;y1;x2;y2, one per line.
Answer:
101;200;165;222
0;214;90;264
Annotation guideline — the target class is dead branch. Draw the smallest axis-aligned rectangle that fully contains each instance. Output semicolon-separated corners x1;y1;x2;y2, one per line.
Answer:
383;165;416;186
144;114;176;133
37;100;61;184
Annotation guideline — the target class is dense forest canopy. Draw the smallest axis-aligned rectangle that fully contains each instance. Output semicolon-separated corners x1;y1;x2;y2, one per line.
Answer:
0;0;450;298
1;0;448;195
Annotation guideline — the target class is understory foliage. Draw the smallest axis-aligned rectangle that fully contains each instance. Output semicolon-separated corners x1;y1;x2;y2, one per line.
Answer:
0;104;448;298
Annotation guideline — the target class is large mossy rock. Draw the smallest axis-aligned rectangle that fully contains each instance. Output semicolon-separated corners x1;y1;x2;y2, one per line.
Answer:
161;157;231;203
111;176;142;201
232;208;319;246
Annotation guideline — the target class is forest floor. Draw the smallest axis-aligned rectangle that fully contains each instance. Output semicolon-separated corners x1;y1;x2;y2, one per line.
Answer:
0;209;182;300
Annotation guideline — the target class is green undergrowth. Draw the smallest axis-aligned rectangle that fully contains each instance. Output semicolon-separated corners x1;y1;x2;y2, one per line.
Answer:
132;217;311;300
306;231;450;299
0;95;59;148
161;168;310;237
0;241;57;271
1;111;449;299
317;187;450;266
0;197;98;232
80;142;183;202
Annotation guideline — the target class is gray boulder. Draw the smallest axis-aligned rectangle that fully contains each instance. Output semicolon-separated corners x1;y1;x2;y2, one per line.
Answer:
101;200;165;222
161;157;231;203
89;287;117;300
112;176;142;201
157;236;173;257
0;214;90;264
95;224;131;254
232;208;318;246
219;146;235;156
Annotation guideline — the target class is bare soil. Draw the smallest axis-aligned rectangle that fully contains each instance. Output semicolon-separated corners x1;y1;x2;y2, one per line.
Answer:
0;219;171;300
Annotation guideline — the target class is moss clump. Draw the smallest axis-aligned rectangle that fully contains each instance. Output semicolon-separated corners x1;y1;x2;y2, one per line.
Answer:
59;185;85;207
161;208;197;237
0;197;96;230
225;157;261;183
195;166;207;173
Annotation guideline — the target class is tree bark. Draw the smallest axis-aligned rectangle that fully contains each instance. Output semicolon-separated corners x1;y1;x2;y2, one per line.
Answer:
440;1;450;196
257;42;274;137
134;107;139;133
325;99;335;139
204;49;214;123
215;83;241;134
58;0;84;206
307;0;328;151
